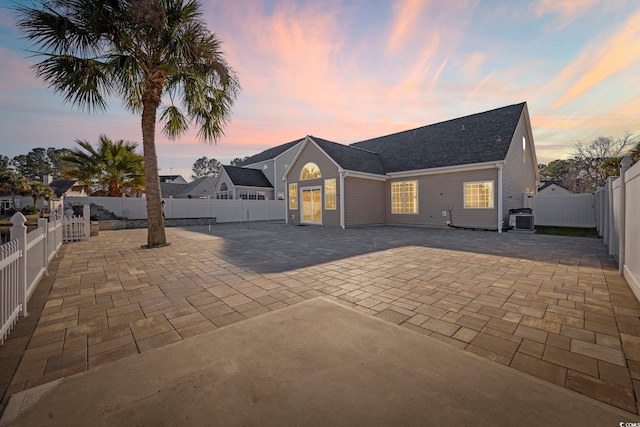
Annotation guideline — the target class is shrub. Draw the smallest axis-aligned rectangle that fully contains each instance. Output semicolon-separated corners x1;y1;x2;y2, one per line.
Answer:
21;205;38;215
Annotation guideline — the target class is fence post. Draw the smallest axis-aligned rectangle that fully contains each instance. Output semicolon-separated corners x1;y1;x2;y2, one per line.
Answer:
83;204;90;241
51;210;58;253
619;156;632;275
10;212;28;317
39;217;48;275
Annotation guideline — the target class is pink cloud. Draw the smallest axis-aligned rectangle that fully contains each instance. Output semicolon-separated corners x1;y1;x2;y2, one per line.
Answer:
386;0;430;53
550;8;640;109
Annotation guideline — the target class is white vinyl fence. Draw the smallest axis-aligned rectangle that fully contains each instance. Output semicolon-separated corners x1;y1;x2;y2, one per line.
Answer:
65;196;286;223
595;156;640;302
0;206;90;345
525;193;596;227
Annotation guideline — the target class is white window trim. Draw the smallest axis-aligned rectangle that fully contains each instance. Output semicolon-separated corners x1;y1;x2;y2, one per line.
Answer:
391;180;419;214
324;178;336;210
289;183;298;210
300;185;323;225
300;162;321;180
463;180;495;209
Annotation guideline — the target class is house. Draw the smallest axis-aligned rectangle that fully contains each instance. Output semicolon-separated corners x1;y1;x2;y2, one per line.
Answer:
48;178;90;212
282;102;539;231
538;181;572;195
159;175;188;184
213;139;303;200
214;166;275;199
160;176;216;198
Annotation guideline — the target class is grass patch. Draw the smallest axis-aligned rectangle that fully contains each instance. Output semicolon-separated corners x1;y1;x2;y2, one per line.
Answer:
535;226;599;238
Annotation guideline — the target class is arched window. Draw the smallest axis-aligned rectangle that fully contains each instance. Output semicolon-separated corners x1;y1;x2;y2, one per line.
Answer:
300;162;321;180
220;183;228;191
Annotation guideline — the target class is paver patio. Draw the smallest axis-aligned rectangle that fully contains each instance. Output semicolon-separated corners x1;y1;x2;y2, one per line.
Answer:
1;222;640;415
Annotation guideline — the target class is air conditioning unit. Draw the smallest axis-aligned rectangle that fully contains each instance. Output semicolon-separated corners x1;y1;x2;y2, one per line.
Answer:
509;214;534;231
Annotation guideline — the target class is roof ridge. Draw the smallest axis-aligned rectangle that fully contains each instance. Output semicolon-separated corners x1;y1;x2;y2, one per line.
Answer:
351;102;526;145
309;135;380;156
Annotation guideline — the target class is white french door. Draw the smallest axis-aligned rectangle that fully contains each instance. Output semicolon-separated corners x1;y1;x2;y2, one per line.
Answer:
301;187;322;224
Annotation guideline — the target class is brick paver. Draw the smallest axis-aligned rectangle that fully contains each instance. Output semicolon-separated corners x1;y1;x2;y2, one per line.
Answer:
1;223;640;414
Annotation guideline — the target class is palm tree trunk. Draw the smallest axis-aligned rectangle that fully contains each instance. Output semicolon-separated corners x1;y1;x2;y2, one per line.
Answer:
141;87;167;247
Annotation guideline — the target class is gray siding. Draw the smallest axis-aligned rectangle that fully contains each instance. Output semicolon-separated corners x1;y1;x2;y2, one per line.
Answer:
286;141;340;227
246;143;301;197
386;168;498;229
274;144;301;197
344;177;386;226
502;110;537;222
215;169;234;198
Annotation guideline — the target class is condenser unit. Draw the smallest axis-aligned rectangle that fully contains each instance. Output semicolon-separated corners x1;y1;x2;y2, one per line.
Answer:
509;214;534;231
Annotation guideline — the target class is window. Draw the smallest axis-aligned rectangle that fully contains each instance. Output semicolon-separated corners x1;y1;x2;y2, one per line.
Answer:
325;179;336;210
464;181;494;208
220;183;227;191
277;192;285;200
289;183;298;210
300;162;321;180
522;136;526;163
391;181;418;214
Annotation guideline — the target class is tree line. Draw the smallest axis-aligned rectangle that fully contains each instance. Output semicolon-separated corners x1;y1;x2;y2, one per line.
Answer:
539;133;639;193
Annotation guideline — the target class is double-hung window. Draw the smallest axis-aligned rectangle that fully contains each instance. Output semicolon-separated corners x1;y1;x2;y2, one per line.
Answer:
325;179;336;210
289;183;298;210
391;181;418;214
464;181;494;208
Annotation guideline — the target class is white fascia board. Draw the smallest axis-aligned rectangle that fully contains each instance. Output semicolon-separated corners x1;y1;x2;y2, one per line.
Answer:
307;137;345;172
344;170;387;181
386;160;502;178
521;103;540;184
214;168;230;189
280;136;346;181
281;136;311;181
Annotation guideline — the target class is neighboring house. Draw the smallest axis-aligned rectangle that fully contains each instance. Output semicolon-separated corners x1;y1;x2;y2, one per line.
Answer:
214;166;275;200
160;176;216;198
538;181;572;195
283;102;539;231
49;179;90;198
49;179;90;212
159;175;188;184
227;139;303;200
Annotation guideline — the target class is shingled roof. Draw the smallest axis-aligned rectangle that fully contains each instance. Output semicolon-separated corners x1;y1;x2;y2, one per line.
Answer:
350;103;526;173
311;137;386;175
223;166;273;188
238;138;304;166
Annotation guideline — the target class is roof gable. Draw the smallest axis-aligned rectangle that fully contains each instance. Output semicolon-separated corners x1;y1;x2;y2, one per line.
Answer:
310;137;386;175
223;166;273;188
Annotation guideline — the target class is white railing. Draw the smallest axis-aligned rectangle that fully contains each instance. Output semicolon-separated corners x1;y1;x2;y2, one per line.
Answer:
595;156;640;302
62;205;90;243
0;205;89;345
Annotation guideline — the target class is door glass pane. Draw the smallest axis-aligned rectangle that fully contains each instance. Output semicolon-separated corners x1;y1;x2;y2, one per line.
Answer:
302;190;311;221
312;190;321;222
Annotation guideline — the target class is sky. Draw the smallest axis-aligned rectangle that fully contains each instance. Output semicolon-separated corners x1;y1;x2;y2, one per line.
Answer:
1;0;639;182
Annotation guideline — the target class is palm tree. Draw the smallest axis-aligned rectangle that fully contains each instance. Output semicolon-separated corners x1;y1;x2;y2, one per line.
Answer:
27;181;55;216
16;0;240;247
0;170;30;212
62;135;145;197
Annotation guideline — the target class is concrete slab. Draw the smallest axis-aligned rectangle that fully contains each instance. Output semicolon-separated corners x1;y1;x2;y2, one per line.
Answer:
1;298;636;426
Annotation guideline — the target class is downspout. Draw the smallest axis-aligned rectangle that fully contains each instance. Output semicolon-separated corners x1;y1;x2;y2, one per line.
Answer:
340;171;347;229
497;163;503;233
282;177;288;225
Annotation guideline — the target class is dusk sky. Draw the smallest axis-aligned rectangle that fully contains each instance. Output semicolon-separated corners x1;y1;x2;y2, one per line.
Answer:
1;0;639;181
